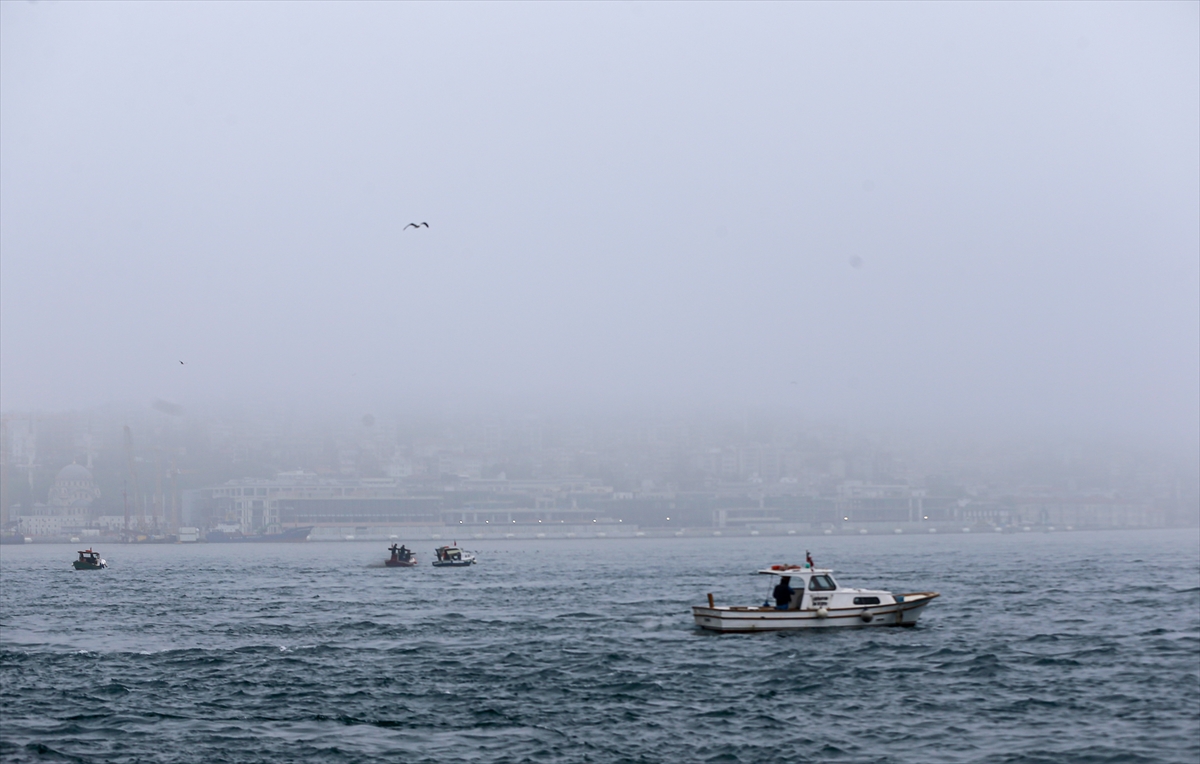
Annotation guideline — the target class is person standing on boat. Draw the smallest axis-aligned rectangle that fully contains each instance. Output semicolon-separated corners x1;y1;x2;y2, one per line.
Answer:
773;576;796;610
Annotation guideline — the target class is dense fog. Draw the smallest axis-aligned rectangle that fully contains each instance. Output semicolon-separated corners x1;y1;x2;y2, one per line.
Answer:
2;2;1197;455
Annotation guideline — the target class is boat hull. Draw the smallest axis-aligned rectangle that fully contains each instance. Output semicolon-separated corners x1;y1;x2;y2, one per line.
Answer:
693;593;938;633
384;559;418;567
72;561;106;570
431;560;476;567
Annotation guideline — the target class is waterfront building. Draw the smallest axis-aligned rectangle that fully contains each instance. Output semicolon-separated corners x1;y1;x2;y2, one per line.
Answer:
197;472;621;535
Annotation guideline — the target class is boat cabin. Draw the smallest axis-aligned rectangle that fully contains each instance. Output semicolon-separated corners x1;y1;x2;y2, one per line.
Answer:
435;546;464;562
758;564;895;611
73;549;106;570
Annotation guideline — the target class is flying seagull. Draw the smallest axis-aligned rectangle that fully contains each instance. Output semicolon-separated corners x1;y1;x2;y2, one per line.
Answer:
404;222;429;230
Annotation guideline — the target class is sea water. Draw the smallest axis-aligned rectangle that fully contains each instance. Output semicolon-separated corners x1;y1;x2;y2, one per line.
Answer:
1;530;1197;763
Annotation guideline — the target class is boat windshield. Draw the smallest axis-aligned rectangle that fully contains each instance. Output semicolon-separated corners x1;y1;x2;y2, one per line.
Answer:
808;575;837;591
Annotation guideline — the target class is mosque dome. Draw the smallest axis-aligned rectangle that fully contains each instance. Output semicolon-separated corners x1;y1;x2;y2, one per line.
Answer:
55;463;93;483
48;462;100;513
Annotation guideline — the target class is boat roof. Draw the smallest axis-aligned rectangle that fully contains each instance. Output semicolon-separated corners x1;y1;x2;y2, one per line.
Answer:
757;565;832;576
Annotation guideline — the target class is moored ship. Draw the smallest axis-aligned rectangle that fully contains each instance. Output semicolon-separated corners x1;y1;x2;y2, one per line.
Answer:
205;526;313;543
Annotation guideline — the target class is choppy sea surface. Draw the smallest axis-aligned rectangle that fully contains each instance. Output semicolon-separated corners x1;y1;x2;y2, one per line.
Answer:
2;530;1198;764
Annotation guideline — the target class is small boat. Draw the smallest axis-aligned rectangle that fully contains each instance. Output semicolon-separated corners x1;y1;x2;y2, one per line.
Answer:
384;543;418;567
72;549;107;570
432;545;476;567
693;553;937;633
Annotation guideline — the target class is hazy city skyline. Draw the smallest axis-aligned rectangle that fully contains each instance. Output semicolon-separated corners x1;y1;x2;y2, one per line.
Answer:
2;2;1197;455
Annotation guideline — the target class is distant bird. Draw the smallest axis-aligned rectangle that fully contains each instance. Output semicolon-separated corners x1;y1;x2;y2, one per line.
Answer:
404;222;429;230
180;361;185;365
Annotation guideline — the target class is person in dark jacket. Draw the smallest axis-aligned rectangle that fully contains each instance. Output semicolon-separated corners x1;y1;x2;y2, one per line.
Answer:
773;576;796;610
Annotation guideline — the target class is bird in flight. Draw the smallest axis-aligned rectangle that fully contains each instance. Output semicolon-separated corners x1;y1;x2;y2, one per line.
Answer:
180;361;186;365
404;222;429;230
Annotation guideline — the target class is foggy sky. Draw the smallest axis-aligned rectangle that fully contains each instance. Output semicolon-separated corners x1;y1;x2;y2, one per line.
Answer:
1;1;1197;449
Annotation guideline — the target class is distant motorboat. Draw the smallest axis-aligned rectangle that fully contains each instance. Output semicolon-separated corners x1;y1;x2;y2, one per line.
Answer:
432;545;476;567
72;549;107;570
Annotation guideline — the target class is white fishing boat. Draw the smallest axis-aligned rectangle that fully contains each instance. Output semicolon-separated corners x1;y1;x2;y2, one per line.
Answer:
693;554;938;633
431;545;477;567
